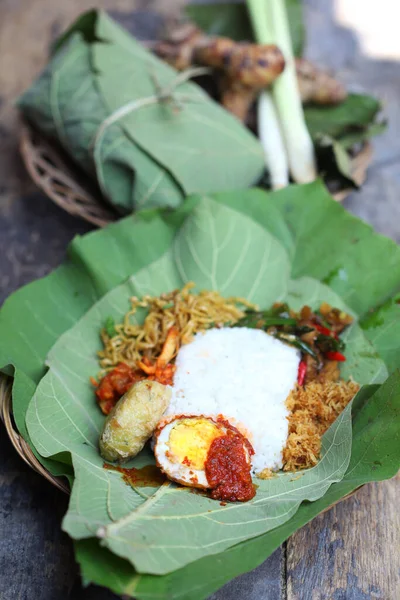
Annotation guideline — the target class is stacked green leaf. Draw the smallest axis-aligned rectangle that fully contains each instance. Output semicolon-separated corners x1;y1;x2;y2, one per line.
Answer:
1;181;399;598
17;11;264;215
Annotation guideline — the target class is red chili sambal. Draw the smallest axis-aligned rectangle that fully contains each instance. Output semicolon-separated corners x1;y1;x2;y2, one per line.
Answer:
95;360;176;415
95;363;146;415
205;430;256;502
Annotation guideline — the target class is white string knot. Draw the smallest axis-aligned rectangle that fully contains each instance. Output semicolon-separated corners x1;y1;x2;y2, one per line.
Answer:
92;66;211;153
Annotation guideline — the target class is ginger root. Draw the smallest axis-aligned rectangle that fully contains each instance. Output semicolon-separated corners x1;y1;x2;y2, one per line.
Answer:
154;23;347;121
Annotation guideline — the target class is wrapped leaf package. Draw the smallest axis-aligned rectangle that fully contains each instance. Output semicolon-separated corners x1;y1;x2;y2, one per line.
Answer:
1;182;400;598
17;10;265;214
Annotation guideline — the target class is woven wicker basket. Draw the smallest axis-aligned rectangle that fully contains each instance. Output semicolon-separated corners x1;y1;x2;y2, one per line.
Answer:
19;123;116;228
19;122;373;227
0;375;69;494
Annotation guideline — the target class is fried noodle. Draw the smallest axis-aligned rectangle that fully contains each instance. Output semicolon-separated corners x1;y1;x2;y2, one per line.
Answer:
98;282;256;374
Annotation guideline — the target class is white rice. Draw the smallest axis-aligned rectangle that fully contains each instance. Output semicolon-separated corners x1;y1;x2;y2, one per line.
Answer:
166;327;300;473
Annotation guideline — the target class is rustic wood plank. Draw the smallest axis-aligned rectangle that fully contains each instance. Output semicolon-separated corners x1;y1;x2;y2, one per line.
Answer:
287;476;400;600
209;549;284;600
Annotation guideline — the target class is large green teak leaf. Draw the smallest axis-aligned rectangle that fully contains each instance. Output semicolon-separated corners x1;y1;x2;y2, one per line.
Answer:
27;197;387;574
361;295;400;374
272;182;400;315
18;11;264;214
1;182;400;596
26;196;385;574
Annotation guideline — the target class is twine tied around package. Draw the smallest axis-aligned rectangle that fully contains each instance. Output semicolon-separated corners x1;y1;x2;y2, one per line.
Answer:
92;66;210;197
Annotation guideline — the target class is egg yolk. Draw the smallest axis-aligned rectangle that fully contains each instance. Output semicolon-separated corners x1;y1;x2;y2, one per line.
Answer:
167;418;223;469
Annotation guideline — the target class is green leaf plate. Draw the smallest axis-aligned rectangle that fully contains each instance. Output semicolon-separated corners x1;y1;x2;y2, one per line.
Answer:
1;181;399;597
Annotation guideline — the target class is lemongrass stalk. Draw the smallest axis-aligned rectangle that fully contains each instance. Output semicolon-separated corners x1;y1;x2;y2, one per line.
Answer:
246;0;289;186
247;0;269;42
268;0;317;182
258;90;288;188
247;0;317;184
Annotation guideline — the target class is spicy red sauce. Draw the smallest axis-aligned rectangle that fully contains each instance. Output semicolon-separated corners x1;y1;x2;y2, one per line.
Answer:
103;463;166;488
94;361;175;414
205;430;256;502
95;363;146;414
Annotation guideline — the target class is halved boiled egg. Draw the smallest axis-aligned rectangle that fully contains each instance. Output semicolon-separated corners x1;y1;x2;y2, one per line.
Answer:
153;415;251;489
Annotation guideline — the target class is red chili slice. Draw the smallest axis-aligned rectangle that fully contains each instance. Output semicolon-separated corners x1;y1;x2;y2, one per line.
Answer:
297;360;307;386
325;351;346;362
314;322;338;339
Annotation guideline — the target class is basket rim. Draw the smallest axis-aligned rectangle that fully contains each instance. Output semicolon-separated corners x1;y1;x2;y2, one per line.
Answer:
19;120;373;229
19;121;117;228
1;372;363;509
0;374;69;494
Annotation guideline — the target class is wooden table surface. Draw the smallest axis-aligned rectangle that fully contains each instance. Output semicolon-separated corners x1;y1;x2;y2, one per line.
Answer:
0;1;399;599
